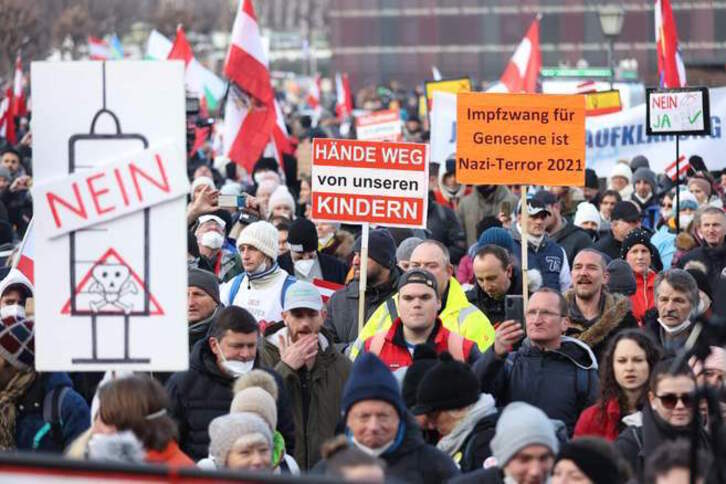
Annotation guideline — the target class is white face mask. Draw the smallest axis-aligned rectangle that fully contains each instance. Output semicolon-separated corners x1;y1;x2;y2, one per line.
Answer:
220;356;255;377
318;232;334;246
200;231;224;250
351;436;395;457
678;213;693;229
294;258;315;277
0;304;25;320
661;208;672;220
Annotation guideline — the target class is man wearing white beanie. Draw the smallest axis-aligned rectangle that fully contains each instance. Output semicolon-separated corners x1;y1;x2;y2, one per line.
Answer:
220;221;296;324
607;162;633;200
450;402;560;484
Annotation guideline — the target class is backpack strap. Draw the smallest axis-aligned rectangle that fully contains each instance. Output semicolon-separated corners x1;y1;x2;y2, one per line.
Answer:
280;275;296;308
369;331;388;357
385;297;398;323
228;273;245;306
447;332;465;362
35;386;70;450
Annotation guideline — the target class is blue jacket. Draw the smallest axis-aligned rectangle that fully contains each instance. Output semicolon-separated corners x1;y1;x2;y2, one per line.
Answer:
16;372;90;452
511;230;570;291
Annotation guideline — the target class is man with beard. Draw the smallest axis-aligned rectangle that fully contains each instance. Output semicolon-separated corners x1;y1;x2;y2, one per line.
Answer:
564;249;638;361
261;281;351;469
457;185;518;246
325;229;402;353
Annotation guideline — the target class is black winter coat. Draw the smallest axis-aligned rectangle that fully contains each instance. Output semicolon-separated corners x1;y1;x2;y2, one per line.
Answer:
466;269;523;326
448;467;504;484
278;251;349;285
473;337;599;435
165;339;295;461
427;194;467;265
678;244;726;318
457;412;498;473
550;220;594;266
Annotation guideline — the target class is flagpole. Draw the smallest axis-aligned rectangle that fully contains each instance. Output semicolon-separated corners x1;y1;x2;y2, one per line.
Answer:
675;135;680;232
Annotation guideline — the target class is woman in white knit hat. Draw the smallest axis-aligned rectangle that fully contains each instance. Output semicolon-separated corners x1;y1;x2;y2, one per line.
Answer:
267;185;296;221
219;221;296;324
607;162;633;200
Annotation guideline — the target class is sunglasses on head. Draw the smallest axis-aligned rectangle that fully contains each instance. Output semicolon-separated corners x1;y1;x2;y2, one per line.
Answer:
656;392;695;409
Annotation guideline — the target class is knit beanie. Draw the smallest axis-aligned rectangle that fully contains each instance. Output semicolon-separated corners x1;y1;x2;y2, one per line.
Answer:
476;227;515;254
0;316;34;370
401;345;438;409
573;202;601;231
341;353;406;420
676;190;699;211
555;438;627;484
688;176;712;198
233;369;279;400
609;163;632;185
630;154;650;172
584;168;599;190
490;402;559;467
353;229;397;270
268;185;296;214
230;387;277;431
190;176;215;195
287;218;318;253
396;237;423;264
209;413;273;466
412;352;480;415
632;167;656;192
620;228;655;259
188;268;220;304
606;259;637;296
236;221;279;260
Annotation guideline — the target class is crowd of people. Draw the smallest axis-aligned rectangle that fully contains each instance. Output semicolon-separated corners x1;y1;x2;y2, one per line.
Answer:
0;80;724;483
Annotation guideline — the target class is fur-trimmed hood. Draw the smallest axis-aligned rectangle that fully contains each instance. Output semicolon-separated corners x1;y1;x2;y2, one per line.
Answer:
564;290;632;349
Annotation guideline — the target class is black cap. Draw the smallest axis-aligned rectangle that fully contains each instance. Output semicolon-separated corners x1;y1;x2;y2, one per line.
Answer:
533;190;557;207
353;229;397;270
516;198;551;217
188;268;221;304
287;218;318;253
413;352;480;415
398;268;438;294
585;169;599;190
611;201;641;223
402;345;439;409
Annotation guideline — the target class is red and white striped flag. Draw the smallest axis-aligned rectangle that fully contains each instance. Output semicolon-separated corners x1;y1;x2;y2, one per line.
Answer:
306;75;321;110
13;220;34;285
313;279;344;303
223;0;276;172
498;16;541;93
665;155;690;181
335;73;353;119
88;36;112;60
655;0;687;88
12;55;26;118
271;99;296;164
0;89;16;145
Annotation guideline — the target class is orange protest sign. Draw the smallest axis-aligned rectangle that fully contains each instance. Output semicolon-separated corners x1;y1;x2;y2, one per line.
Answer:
456;93;586;186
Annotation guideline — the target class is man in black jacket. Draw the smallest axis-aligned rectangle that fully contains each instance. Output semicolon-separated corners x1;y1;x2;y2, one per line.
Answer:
166;306;294;461
427;191;467;265
277;217;348;284
594;200;642;261
466;244;522;327
187;269;223;351
535;190;593;266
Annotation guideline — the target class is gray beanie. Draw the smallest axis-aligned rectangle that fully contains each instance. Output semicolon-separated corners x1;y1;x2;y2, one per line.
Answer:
632;167;656;192
606;259;637;296
188;268;220;304
209;413;273;467
396;237;423;263
630;155;650;172
490;402;559;467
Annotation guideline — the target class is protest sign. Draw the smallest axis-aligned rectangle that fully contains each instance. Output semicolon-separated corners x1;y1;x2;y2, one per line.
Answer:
586;86;724;174
32;142;188;238
311;138;429;228
455;92;586;186
355;108;402;142
31;61;188;371
646;87;711;135
430;91;457;165
425;77;471;111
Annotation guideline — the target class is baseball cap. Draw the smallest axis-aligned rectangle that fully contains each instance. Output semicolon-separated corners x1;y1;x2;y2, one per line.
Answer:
398;268;439;294
611;201;641;223
516;198;551;217
197;214;226;229
532;190;557;207
283;281;323;312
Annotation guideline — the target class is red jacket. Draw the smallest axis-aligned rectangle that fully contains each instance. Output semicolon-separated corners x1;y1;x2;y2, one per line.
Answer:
630;270;655;325
146;441;195;468
574;399;622;442
363;317;477;371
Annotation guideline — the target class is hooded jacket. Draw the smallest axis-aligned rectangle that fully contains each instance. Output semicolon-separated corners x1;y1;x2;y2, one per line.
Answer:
434;166;471;210
165;339;295;461
473;336;599;434
259;324;351;469
456;186;518;246
0;268;33;300
350;277;495;360
564;289;639;361
630;269;655;324
574;398;624;441
324;267;402;352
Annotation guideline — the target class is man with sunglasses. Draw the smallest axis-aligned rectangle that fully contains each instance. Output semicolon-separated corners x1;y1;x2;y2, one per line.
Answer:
473;288;599;435
615;358;710;480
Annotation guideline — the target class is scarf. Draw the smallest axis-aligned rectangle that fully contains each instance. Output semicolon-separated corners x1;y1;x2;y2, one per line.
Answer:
436;394;497;460
657;318;692;336
0;369;36;450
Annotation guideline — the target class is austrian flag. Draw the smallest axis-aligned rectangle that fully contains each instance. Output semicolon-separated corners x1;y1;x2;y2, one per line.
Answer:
655;0;687;88
499;16;542;93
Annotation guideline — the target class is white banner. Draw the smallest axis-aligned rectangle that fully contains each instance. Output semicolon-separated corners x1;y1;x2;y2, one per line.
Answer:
430;91;457;165
586;87;724;174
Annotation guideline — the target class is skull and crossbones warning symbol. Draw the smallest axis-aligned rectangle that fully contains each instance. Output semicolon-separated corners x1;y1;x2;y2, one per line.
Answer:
87;263;139;313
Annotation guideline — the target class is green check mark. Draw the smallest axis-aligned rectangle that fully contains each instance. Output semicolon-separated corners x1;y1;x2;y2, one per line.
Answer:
688;110;702;124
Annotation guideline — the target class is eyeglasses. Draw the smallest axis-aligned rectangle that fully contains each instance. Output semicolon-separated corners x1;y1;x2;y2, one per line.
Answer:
656;393;695;409
525;309;563;320
661;203;673;209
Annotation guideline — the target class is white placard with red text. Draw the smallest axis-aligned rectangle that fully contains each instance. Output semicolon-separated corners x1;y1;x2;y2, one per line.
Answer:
31;61;189;371
355;109;402;142
311;139;429;228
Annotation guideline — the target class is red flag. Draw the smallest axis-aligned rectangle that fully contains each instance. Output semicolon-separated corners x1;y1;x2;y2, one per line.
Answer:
306;75;321;110
223;0;276;172
0;89;17;145
13;220;34;285
665;155;690;181
335;73;353;119
167;25;194;65
499;17;541;93
12;55;26;117
655;0;687;88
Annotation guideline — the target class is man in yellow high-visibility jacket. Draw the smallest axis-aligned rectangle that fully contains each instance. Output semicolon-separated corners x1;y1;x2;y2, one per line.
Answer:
350;240;494;360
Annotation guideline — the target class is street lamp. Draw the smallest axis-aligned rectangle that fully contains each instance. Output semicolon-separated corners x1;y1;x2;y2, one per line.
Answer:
598;4;625;88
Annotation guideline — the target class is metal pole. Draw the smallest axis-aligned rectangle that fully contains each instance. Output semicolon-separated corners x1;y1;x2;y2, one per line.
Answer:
521;187;529;305
357;223;370;336
675;136;681;232
608;37;615;90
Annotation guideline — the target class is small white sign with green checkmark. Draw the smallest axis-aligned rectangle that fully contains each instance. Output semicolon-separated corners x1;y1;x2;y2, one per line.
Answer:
647;87;710;135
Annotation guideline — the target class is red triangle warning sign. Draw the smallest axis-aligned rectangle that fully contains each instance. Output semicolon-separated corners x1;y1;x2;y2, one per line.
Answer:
61;247;164;316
